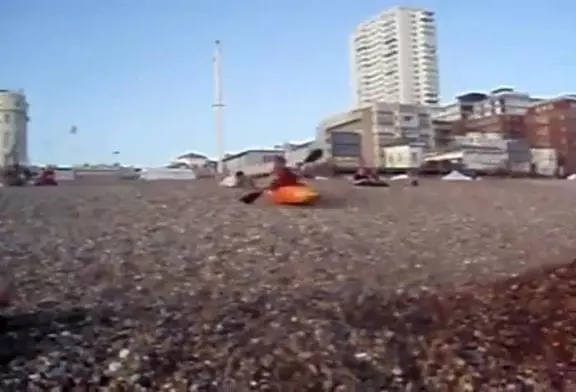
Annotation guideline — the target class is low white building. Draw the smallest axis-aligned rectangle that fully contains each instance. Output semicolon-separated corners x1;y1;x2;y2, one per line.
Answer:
425;138;532;174
222;148;283;174
450;132;531;172
381;143;424;169
461;146;508;171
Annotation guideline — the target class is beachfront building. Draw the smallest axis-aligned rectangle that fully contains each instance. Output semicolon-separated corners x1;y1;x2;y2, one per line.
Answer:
0;89;29;167
351;6;439;106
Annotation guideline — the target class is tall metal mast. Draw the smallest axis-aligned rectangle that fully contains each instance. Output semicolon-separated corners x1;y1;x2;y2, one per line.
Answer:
212;40;225;174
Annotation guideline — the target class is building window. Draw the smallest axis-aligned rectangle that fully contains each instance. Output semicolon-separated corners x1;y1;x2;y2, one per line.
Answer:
262;155;277;163
3;113;9;123
331;132;362;158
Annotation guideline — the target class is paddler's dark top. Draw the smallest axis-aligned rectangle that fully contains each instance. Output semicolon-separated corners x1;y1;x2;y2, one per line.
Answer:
269;167;300;190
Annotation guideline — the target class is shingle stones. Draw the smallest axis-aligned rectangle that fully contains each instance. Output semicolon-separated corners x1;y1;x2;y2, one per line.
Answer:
0;179;575;390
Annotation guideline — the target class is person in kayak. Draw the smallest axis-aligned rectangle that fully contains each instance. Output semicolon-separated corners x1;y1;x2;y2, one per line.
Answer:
267;155;302;190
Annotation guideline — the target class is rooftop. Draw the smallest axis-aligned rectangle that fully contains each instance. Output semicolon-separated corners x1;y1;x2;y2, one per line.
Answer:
176;152;208;160
222;148;283;162
530;95;576;106
0;89;25;95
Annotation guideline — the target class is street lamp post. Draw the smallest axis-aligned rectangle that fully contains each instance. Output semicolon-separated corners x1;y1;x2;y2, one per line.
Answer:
112;151;120;166
212;40;225;175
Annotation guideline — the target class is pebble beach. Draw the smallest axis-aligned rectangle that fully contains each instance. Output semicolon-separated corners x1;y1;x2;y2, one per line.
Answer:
1;179;575;391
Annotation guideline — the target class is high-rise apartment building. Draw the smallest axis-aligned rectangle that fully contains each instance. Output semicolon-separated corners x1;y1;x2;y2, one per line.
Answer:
351;6;439;107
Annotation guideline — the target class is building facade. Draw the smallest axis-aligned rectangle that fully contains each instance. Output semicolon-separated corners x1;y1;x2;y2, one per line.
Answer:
431;119;455;151
380;142;424;169
433;88;537;139
351;6;439;106
316;107;373;170
524;96;576;175
0;89;29;167
530;148;557;176
373;102;434;150
434;89;537;122
317;102;433;169
222;149;283;174
424;131;532;174
461;138;531;173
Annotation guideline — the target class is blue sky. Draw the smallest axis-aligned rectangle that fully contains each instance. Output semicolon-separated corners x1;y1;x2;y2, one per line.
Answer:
1;0;574;166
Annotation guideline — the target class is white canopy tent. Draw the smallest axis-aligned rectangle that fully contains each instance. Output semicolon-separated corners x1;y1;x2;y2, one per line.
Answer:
442;170;473;181
390;174;409;181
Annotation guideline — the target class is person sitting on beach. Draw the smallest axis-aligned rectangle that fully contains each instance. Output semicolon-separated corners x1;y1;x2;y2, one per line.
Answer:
352;166;389;187
267;155;302;190
234;171;256;189
353;167;371;182
35;167;58;186
368;168;381;181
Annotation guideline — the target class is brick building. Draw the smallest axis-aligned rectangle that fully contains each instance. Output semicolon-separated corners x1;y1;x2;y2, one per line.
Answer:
524;96;576;174
434;88;537;139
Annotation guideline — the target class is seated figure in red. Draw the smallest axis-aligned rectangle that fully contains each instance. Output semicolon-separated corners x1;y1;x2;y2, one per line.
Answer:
35;167;58;186
267;155;302;190
353;166;380;181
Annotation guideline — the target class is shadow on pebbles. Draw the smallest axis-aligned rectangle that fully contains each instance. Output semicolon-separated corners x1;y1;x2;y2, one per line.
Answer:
0;180;575;390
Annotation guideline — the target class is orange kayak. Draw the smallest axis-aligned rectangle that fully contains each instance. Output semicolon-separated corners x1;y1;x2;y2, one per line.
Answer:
267;185;319;205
